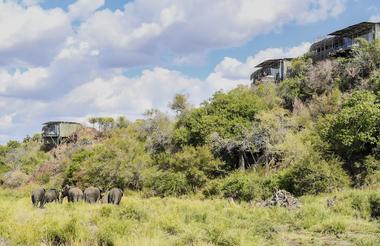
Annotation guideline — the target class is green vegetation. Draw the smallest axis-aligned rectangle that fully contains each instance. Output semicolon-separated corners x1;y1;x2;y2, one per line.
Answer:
0;188;379;245
1;39;380;245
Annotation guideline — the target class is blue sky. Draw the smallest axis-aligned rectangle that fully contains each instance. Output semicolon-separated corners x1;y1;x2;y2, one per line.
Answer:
1;0;380;143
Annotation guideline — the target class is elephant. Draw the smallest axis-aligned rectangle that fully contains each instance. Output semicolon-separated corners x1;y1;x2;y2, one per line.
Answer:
108;188;123;205
84;187;101;204
61;185;83;202
43;189;60;204
31;187;45;208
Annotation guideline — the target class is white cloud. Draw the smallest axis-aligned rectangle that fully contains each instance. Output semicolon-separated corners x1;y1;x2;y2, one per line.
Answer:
298;0;345;24
68;0;105;21
0;2;72;67
0;113;15;130
0;67;48;94
72;0;344;68
207;42;311;90
58;67;205;116
42;42;310;121
369;15;380;22
0;0;343;98
0;134;11;143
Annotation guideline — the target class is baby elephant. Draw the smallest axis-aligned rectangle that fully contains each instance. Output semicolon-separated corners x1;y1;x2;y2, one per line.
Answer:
108;188;123;205
84;187;101;204
31;187;45;208
61;185;83;202
43;189;60;204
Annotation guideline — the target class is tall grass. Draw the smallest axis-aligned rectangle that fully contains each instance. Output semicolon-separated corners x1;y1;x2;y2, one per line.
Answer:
0;188;379;245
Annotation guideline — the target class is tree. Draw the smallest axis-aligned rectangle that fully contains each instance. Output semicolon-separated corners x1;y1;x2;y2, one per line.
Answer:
174;86;267;148
140;109;174;154
319;91;380;158
337;38;380;91
115;116;130;129
88;117;115;131
88;117;97;129
209;108;291;171
351;38;380;78
169;93;191;115
98;117;115;131
278;55;313;109
6;140;21;149
306;59;339;95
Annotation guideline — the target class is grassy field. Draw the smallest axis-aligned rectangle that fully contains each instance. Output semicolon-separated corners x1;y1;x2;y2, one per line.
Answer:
0;188;379;246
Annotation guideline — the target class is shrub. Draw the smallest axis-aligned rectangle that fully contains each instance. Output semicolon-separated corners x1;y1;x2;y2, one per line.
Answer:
119;205;148;221
45;218;78;245
214;171;279;201
279;159;350;196
353;155;380;187
1;170;29;188
173;86;267;147
149;171;190;197
278;78;301;110
350;193;371;219
6;140;21;149
202;179;223;198
153;146;224;191
308;89;342;119
351;38;380;78
306;59;339;95
369;194;380;219
206;225;240;246
364;171;380;187
64;129;151;190
318;220;346;235
219;172;256;201
318;91;380;158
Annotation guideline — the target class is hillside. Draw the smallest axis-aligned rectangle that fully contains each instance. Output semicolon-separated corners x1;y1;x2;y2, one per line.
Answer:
0;39;380;245
0;188;379;245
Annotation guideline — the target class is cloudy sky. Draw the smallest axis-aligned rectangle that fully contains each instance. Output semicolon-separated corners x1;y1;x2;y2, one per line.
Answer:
0;0;380;143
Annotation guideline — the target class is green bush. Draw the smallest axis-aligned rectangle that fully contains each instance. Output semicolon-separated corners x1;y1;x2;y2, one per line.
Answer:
318;220;346;235
354;155;380;186
318;91;380;158
208;171;279;202
350;193;371;219
174;86;267;147
119;205;148;221
149;171;190;197
63;128;151;190
279;159;350;196
153;146;224;191
202;179;223;198
45;218;78;245
220;172;256;201
369;194;380;219
367;69;380;95
365;171;380;187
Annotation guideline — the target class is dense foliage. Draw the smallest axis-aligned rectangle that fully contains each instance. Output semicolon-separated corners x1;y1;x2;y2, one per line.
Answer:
1;39;380;202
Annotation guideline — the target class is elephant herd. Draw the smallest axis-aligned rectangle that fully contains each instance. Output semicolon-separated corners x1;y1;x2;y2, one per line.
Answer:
31;185;123;208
